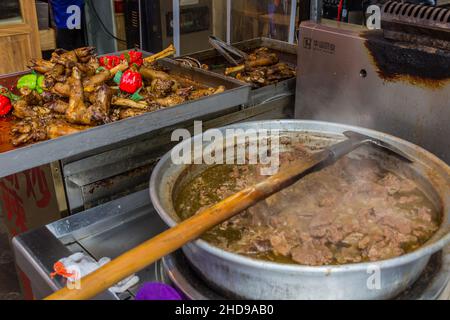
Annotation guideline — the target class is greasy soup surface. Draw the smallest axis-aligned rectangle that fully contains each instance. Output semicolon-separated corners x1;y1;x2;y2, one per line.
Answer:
174;147;440;266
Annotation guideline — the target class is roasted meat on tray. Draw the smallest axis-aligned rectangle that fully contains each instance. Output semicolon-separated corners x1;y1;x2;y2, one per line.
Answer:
6;45;226;147
224;47;296;87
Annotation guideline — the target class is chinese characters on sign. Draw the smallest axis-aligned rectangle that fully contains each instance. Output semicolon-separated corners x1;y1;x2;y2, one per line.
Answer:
0;167;52;236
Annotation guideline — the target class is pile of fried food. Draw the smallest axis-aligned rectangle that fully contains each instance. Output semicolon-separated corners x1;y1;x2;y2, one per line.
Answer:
10;45;225;146
224;47;296;87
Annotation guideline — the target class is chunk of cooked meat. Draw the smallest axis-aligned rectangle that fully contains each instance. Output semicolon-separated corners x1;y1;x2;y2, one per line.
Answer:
11;116;90;146
46;99;69;114
65;67;89;124
155;94;186;107
51;49;78;68
114;108;147;120
28;58;55;74
74;47;96;61
82;69;111;92
150;79;177;98
245;53;279;69
66;67;109;125
12;99;50;119
140;66;172;81
112;105;161;120
291;241;333;266
269;234;292;257
88;84;113;123
188;86;225;100
46;64;66;81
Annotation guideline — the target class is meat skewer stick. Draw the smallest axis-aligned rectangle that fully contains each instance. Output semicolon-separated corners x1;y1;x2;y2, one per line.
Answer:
45;132;412;300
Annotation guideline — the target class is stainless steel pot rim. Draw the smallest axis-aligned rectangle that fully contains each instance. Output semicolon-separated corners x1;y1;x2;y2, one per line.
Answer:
154;207;450;273
150;120;450;274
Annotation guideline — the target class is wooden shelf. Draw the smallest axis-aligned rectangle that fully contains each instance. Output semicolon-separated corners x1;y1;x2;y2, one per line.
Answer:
39;28;56;51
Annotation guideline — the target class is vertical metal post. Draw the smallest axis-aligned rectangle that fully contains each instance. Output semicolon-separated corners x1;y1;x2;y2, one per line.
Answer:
173;0;181;56
310;0;322;23
110;0;119;52
226;0;232;44
288;0;297;43
138;0;143;49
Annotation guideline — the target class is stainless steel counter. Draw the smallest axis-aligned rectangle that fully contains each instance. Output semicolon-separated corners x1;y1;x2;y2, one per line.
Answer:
13;190;165;300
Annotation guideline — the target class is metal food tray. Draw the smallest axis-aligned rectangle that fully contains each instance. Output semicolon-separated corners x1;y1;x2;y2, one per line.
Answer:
176;37;298;107
0;53;251;178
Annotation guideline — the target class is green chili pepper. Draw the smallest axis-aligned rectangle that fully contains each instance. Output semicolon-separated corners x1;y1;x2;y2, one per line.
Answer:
130;90;144;102
17;74;38;90
113;70;123;85
96;66;106;74
36;75;45;94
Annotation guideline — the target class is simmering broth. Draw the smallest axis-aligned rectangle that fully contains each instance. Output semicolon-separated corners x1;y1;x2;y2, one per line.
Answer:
174;146;440;266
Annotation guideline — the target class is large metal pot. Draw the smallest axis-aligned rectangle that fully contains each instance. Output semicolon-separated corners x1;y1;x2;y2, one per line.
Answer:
150;120;450;300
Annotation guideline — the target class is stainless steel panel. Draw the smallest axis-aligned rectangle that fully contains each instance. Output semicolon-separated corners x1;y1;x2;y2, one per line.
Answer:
295;21;450;164
310;0;323;22
77;209;167;260
13;190;165;300
12;227;116;300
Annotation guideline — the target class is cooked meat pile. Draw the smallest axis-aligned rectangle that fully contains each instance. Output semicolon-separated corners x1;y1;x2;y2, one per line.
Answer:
175;147;440;266
224;47;296;87
9;47;225;147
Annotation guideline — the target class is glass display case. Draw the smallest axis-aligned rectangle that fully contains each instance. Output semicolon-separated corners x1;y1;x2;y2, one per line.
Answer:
229;0;298;43
124;0;299;56
124;1;450;55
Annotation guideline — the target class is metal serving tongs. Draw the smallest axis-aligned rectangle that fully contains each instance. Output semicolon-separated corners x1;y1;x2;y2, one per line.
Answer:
208;35;249;66
45;131;412;300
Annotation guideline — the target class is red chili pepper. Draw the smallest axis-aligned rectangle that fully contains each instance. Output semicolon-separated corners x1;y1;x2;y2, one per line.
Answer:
119;69;143;93
120;50;143;67
99;55;121;69
0;95;12;117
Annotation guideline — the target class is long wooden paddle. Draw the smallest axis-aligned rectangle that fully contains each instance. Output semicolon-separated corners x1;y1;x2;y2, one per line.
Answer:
45;131;410;300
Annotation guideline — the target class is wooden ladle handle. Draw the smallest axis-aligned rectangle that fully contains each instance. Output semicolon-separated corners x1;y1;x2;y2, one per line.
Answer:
45;152;327;300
